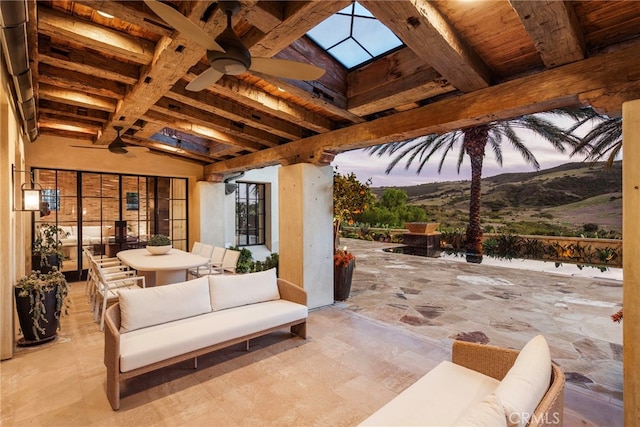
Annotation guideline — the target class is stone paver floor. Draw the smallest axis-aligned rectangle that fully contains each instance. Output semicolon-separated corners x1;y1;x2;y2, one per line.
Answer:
335;238;623;420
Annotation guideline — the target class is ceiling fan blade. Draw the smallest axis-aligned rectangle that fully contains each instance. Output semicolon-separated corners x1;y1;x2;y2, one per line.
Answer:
143;0;224;52
250;57;325;81
186;67;224;91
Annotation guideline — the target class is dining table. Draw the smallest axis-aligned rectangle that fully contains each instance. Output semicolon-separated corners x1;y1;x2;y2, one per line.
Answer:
117;248;209;286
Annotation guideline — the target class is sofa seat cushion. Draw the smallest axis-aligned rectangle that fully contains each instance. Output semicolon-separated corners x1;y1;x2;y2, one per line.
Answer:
119;277;211;333
208;268;280;311
119;299;308;372
359;361;500;426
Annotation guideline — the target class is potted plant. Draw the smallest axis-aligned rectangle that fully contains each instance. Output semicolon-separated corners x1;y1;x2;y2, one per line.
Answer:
14;268;69;346
334;247;355;301
32;223;67;273
146;234;172;255
333;172;373;300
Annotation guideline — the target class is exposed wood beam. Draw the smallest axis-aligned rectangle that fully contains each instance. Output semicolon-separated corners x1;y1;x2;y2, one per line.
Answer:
73;0;175;37
205;42;640;175
96;1;229;145
38;7;155;65
143;106;266;152
347;47;455;116
579;81;640;118
39;128;94;140
187;64;336;133
254;37;358;123
26;0;39;107
249;1;352;57
361;0;492;92
39;99;110;123
510;0;586;68
38;38;140;85
152;95;281;149
38;115;102;134
131;121;164;139
167;81;304;141
38;63;126;99
121;136;212;164
39;84;116;112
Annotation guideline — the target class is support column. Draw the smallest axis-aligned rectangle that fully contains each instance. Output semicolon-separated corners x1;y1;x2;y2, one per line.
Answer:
193;181;233;249
623;99;640;425
278;163;333;309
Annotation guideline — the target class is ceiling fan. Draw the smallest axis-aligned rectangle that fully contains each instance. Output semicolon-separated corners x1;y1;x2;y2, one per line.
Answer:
144;0;326;91
71;126;146;155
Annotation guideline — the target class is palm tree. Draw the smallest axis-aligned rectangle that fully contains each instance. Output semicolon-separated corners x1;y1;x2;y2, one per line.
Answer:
366;109;586;263
568;107;622;168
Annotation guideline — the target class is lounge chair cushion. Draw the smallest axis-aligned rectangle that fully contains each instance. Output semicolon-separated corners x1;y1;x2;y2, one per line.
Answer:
494;335;552;427
119;276;211;332
208;268;280;311
359;361;500;426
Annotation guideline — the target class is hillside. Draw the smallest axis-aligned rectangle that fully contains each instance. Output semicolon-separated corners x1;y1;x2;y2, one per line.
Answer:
372;161;622;236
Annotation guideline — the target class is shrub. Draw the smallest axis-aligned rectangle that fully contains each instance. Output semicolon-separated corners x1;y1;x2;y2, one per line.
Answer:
583;223;599;233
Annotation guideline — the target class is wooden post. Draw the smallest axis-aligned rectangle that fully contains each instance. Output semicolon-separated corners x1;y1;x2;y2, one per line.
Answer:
623;99;640;425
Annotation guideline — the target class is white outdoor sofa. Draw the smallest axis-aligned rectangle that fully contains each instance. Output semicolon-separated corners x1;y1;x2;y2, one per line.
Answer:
360;335;565;427
103;268;308;410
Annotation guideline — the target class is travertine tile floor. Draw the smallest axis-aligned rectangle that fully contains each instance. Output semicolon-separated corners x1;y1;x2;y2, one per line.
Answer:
1;238;623;426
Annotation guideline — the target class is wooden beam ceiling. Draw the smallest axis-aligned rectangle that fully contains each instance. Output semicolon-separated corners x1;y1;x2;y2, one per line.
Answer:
9;1;640;169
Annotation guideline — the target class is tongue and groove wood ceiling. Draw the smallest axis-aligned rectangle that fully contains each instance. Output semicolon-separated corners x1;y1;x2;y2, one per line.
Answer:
20;1;640;176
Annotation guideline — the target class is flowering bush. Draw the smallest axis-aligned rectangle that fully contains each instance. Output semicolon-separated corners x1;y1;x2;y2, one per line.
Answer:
334;247;355;267
333;171;373;250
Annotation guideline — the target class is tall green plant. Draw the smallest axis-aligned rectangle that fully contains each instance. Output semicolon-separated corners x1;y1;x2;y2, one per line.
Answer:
568;107;622;169
333;171;374;249
33;223;67;267
366;108;589;262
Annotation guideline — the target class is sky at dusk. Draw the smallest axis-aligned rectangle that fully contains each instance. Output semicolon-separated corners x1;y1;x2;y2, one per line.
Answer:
331;115;605;188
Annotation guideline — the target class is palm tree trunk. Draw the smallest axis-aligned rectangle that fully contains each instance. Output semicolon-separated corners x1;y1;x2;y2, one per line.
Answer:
463;126;489;263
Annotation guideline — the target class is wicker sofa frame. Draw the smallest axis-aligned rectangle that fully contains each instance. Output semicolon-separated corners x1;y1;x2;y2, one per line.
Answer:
451;340;565;427
104;278;307;410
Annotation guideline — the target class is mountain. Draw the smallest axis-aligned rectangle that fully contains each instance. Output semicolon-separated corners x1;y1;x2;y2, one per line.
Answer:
372;161;622;235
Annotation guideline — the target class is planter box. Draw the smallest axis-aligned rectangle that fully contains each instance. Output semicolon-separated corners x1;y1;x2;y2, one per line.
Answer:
404;222;440;235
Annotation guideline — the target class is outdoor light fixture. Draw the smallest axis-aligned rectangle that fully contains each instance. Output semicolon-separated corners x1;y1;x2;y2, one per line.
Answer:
12;164;41;211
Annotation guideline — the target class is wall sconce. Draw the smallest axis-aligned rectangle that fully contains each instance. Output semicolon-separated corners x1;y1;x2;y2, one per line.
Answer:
12;164;42;211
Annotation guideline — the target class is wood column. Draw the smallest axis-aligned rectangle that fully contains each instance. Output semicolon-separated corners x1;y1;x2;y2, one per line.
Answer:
623;99;640;425
278;163;334;309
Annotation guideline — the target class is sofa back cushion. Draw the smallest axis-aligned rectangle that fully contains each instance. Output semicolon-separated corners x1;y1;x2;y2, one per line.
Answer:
208;268;280;311
119;276;212;333
494;335;552;427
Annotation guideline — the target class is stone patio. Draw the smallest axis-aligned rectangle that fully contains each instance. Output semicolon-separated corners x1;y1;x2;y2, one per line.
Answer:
335;237;623;422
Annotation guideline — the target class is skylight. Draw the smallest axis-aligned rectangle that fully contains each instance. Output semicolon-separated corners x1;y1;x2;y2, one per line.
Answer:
306;2;404;70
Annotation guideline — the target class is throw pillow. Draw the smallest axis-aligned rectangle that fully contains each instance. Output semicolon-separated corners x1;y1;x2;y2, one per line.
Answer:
208;268;280;311
494;335;552;427
119;276;212;332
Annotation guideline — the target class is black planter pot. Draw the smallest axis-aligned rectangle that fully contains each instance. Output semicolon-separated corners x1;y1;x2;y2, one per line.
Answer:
334;259;355;301
32;254;61;274
465;251;483;264
14;286;60;346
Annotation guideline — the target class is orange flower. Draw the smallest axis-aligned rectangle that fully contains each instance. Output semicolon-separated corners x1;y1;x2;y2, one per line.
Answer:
334;248;355;267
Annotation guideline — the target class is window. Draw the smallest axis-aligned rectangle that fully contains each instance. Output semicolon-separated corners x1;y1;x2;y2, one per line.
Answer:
235;182;265;246
306;2;404;70
33;168;188;279
41;189;60;211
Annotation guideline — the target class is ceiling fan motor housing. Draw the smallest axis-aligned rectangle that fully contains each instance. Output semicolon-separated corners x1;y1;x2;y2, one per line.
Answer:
207;26;251;75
